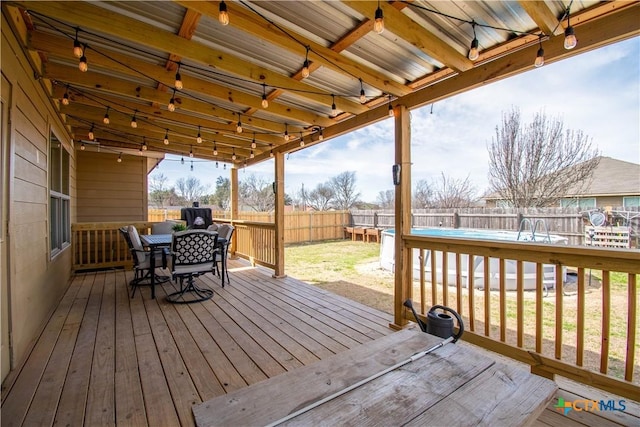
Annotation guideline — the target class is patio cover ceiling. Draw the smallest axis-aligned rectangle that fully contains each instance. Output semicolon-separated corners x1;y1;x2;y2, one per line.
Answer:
4;1;639;167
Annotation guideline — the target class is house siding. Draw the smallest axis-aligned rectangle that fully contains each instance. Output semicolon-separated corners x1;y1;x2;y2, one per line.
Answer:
1;16;74;377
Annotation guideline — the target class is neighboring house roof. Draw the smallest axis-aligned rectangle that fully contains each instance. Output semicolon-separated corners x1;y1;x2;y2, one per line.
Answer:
484;156;640;200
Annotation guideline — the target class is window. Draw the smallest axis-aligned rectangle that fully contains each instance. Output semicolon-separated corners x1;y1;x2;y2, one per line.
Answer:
560;198;596;209
50;133;70;255
623;196;640;208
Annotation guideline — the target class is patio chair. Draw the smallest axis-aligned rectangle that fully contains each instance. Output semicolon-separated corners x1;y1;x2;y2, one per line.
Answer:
120;226;169;298
214;224;235;287
167;229;218;303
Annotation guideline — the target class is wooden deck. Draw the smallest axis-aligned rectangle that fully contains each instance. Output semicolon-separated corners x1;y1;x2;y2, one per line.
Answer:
1;260;638;426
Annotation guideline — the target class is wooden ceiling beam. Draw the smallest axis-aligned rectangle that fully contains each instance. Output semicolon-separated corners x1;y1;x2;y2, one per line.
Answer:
176;1;411;97
29;32;334;129
14;0;367;115
343;1;474;73
518;1;563;36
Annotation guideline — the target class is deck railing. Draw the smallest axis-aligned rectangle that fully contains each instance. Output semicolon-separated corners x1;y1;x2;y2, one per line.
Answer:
400;234;639;400
71;220;277;272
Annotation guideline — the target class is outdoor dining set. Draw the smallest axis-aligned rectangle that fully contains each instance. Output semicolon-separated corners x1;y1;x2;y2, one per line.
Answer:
119;208;234;304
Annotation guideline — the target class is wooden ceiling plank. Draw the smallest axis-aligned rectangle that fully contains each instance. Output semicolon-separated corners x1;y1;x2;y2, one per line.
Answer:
176;1;411;97
342;1;474;73
15;0;367;115
518;1;563;36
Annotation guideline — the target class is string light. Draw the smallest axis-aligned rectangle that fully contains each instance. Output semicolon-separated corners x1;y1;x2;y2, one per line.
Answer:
181;156;184;164
468;22;479;61
534;36;545;68
317;127;323;141
219;1;229;26
80;141;85;150
301;46;310;78
251;133;257;149
331;94;338;117
270;144;274;157
216;161;219;168
564;7;577;50
250;149;254;158
88;123;94;140
189;146;193;157
232;148;237;161
142;137;147;151
388;94;394;117
196;125;202;143
163;129;169;145
117;153;122;163
78;45;88;72
62;87;70;105
261;83;269;108
103;106;110;124
283;123;289;141
73;28;82;58
130;111;137;128
213;141;218;156
190;161;194;171
374;0;384;34
168;89;176;112
174;63;183;89
138;145;143;155
299;132;305;147
236;113;242;133
359;79;366;103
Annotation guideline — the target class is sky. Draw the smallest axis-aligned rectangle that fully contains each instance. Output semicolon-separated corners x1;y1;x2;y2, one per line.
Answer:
153;37;640;203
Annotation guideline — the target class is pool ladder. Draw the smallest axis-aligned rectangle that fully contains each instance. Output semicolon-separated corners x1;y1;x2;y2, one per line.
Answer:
517;217;551;243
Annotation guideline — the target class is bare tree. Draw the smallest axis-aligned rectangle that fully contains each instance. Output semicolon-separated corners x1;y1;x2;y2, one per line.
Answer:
306;183;334;211
330;171;360;210
376;189;394;209
175;176;208;205
432;173;477;208
488;107;600;207
240;174;274;212
413;179;434;208
148;172;172;207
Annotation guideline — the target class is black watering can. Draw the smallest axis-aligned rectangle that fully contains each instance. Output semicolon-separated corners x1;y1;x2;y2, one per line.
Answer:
403;299;464;342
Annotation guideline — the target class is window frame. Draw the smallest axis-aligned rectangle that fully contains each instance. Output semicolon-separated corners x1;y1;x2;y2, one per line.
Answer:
49;132;70;257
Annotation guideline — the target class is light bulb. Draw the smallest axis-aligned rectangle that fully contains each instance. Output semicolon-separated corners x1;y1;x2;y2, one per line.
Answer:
196;134;202;144
331;103;338;117
62;92;70;106
261;94;269;108
301;60;310;78
534;47;545;68
168;97;175;112
164;130;169;145
250;150;254;158
213;144;218;156
300;139;304;147
236;122;242;133
117;154;122;163
318;129;323;141
103;112;110;125
79;55;88;72
131;116;137;128
174;72;183;90
374;6;384;34
73;39;82;58
468;38;479;61
181;157;184;164
564;26;577;50
284;131;289;141
360;89;366;104
142;142;147;151
388;103;394;117
88;128;94;140
232;151;237;161
80;142;85;150
189;149;193;158
251;139;256;149
270;149;274;158
219;1;229;26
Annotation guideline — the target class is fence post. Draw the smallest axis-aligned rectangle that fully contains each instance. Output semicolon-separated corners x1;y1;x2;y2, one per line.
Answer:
373;212;378;228
309;211;313;243
453;212;460;228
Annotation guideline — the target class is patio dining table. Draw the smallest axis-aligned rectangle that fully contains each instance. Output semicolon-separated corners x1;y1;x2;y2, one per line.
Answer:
140;233;228;299
193;328;557;426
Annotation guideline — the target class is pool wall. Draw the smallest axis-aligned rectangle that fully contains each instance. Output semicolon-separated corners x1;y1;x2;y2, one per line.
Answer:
379;228;568;290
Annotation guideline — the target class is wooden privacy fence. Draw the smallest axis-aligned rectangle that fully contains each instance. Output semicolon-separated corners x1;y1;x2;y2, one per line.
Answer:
149;209;350;244
400;234;639;400
351;207;640;246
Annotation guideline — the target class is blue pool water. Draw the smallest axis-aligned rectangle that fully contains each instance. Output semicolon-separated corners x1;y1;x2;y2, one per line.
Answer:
382;227;565;242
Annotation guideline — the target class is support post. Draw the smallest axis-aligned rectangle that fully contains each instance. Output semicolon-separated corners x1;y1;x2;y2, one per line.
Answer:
273;152;286;278
392;104;412;329
230;166;239;256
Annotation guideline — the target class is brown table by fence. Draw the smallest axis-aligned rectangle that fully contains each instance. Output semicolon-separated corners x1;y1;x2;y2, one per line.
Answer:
192;328;557;426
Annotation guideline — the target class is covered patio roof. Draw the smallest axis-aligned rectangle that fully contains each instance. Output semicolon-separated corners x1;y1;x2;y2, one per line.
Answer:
5;1;639;165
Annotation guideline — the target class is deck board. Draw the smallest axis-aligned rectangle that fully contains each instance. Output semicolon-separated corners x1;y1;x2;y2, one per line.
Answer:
2;260;636;426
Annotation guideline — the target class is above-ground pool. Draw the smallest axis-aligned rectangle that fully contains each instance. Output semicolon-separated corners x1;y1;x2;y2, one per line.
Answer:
379;228;568;290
